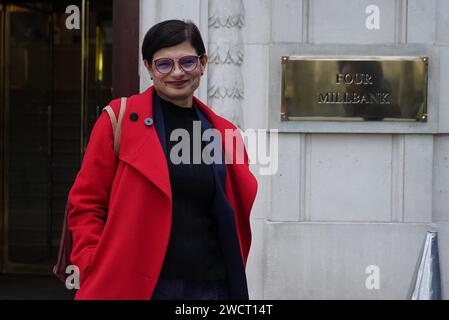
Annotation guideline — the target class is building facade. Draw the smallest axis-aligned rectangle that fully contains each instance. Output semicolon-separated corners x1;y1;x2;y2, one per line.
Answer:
1;0;448;299
138;0;449;299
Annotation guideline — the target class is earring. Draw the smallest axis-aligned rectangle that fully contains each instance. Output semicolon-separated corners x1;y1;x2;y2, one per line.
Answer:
151;76;153;80
201;72;203;75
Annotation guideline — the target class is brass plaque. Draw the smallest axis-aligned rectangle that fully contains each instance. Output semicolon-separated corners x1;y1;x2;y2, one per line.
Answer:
281;56;428;121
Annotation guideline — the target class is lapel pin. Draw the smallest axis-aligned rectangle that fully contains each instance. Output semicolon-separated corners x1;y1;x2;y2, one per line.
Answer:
144;117;154;126
130;112;139;121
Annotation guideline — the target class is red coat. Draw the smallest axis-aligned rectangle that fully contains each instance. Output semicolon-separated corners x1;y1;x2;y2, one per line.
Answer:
67;86;258;299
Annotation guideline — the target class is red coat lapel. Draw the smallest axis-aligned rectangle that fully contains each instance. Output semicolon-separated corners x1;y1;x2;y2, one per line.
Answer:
194;96;258;212
119;86;172;200
194;97;258;263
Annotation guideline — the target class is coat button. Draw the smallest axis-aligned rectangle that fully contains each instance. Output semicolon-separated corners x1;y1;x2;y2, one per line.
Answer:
130;112;139;121
144;117;153;126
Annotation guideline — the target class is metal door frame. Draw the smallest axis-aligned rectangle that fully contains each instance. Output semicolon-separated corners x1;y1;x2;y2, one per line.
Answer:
0;2;5;274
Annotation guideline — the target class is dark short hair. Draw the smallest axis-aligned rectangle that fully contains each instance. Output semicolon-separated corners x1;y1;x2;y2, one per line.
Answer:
141;19;206;62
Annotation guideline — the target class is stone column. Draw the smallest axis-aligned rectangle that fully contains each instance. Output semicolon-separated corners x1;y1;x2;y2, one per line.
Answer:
208;0;244;128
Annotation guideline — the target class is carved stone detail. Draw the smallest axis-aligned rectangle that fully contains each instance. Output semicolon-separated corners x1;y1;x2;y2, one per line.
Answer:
208;0;245;128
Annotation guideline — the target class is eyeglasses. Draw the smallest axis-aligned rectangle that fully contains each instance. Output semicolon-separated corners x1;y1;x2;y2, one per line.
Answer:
153;55;203;74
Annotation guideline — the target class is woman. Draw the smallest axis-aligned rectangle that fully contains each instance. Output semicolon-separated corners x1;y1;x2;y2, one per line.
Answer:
67;19;258;300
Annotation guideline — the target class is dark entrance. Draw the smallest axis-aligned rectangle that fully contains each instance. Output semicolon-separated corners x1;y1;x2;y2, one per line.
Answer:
0;0;114;275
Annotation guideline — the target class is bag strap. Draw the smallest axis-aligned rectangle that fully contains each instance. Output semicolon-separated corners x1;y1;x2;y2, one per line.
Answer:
102;97;127;156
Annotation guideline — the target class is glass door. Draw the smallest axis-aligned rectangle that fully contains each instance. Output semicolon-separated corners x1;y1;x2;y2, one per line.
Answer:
0;0;112;274
3;2;54;272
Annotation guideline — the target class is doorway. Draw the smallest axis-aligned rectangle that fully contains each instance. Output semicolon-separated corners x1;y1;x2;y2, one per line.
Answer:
0;0;113;274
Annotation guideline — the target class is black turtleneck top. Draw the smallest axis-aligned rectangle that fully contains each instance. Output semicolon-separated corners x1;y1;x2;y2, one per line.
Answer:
157;94;227;281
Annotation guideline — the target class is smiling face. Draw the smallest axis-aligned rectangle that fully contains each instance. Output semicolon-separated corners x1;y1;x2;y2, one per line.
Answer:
144;41;208;108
